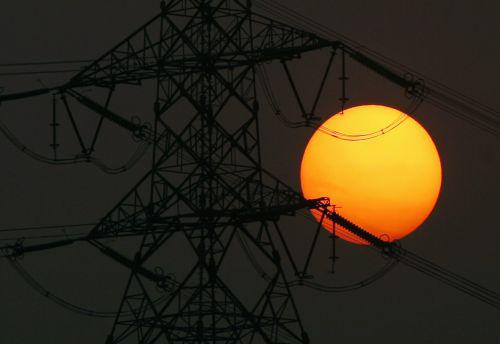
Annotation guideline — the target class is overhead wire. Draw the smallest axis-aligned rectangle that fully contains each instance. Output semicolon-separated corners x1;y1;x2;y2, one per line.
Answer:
0;70;82;77
256;62;423;141
258;0;499;118
5;256;171;318
0;232;88;243
7;257;118;318
394;250;500;309
314;208;500;309
393;247;500;301
0;59;93;67
253;0;499;136
0;114;151;174
209;166;399;293
0;221;178;319
235;214;398;293
268;205;499;308
296;209;400;291
0;59;92;76
0;222;97;234
0;60;152;174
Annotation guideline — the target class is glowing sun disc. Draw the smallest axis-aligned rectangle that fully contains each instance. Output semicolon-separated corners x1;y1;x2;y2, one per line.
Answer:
300;105;442;244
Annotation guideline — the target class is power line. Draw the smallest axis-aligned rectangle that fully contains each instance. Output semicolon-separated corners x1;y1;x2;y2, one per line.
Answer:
0;59;93;67
0;223;97;234
0;59;91;76
0;69;81;76
0;116;151;174
254;0;500;136
6;257;169;318
0;232;89;243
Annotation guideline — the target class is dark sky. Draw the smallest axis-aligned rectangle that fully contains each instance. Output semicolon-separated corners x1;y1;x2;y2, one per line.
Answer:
0;1;498;343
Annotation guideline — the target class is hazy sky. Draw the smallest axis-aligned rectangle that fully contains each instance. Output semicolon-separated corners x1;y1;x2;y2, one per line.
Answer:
0;1;498;343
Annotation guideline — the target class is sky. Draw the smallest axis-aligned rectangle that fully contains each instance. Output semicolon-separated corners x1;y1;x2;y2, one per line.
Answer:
0;0;498;343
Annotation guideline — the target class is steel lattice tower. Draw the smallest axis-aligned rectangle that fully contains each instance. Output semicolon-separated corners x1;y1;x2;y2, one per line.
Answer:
74;1;328;342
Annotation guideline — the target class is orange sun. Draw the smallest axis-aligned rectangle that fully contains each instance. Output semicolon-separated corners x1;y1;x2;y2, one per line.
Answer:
300;105;442;244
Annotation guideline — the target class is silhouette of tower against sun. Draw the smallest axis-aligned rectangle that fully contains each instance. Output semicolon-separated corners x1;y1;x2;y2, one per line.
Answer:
78;1;329;342
0;1;498;344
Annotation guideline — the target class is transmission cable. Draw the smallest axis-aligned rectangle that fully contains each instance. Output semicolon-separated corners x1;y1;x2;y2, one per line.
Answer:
236;223;397;293
0;232;89;243
254;0;499;136
0;116;150;174
257;0;499;123
6;257;119;318
0;59;93;67
5;256;169;318
0;70;82;77
0;59;92;76
256;63;423;141
0;222;97;234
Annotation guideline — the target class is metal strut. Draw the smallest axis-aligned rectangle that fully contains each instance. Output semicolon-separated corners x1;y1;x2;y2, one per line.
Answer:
339;49;349;113
50;93;59;160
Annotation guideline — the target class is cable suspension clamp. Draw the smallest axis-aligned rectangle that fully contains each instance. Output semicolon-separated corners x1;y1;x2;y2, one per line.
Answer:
49;93;60;160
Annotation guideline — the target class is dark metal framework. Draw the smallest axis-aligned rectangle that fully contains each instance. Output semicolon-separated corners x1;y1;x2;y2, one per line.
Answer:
76;1;332;342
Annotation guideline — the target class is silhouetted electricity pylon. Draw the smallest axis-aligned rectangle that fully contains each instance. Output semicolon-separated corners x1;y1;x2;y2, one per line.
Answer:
72;1;333;342
1;1;499;343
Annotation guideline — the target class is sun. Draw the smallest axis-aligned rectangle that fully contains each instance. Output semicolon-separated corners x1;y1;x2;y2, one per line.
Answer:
300;105;442;244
